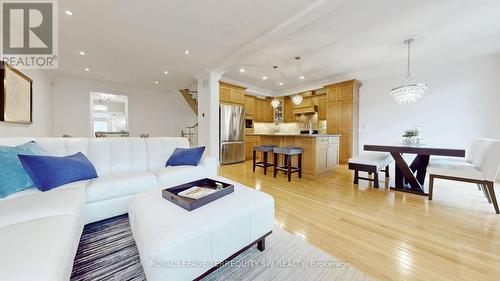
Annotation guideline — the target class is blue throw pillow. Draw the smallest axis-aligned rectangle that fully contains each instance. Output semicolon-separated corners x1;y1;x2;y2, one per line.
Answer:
18;152;98;192
166;147;205;166
0;141;47;198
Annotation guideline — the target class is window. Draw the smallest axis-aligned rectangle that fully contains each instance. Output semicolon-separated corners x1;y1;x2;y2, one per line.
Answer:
89;92;128;137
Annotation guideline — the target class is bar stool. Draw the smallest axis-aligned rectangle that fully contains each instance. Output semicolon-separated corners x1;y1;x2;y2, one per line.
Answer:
253;145;277;175
273;147;303;182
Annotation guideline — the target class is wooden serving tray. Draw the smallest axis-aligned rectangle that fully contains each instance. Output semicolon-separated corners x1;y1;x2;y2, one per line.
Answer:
162;178;234;211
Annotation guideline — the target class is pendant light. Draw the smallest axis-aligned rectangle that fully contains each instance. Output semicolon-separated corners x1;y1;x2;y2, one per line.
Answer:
292;56;303;105
271;65;281;109
389;39;429;104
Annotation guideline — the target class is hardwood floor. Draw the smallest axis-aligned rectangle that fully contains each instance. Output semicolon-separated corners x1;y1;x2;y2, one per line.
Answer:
219;161;500;281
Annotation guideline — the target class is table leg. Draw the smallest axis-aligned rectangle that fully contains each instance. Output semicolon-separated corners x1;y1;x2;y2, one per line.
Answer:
411;154;430;185
390;152;427;195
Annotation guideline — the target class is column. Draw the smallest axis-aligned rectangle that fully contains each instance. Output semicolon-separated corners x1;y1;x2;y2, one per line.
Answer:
195;70;223;160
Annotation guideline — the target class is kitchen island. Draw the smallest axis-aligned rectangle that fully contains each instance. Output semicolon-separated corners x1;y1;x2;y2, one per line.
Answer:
245;134;341;175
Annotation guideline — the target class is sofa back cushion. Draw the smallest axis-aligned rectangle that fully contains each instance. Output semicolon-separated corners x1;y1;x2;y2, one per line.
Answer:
145;137;190;170
0;137;190;176
87;138;148;176
34;138;89;157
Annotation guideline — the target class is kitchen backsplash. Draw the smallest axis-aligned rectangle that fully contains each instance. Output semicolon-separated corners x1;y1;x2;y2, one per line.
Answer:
254;122;300;134
254;118;327;134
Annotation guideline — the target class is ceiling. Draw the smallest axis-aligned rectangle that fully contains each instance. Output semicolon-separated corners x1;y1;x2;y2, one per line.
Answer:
57;0;314;92
57;0;500;95
222;0;500;95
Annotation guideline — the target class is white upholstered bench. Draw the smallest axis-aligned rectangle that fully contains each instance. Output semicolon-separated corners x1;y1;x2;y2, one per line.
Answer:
348;152;393;188
128;177;275;281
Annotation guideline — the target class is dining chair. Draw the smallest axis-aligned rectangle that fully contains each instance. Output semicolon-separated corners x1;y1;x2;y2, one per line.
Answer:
427;138;500;214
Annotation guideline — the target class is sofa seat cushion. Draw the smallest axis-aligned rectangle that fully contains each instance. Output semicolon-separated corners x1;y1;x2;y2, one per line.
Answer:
152;165;207;188
0;215;83;281
0;181;87;228
427;158;484;181
86;170;158;203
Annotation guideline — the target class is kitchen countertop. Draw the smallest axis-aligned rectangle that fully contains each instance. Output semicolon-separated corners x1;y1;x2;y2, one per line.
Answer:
247;133;341;138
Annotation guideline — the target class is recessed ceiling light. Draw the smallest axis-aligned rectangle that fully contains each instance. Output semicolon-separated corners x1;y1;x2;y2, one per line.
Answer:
184;50;190;55
262;76;267;80
84;68;90;72
299;76;305;80
155;81;159;85
79;51;85;56
279;82;284;86
65;10;73;16
164;71;168;75
239;68;245;73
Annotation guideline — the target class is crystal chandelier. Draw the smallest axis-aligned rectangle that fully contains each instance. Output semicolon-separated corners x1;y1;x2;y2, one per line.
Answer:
292;94;303;105
390;39;429;104
271;98;280;108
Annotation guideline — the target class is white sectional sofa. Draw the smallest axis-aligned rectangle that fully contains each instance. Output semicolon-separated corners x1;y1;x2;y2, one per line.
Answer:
0;137;218;281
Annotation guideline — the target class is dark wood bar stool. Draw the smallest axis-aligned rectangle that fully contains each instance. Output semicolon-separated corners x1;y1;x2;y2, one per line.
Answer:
253;145;277;175
273;147;303;182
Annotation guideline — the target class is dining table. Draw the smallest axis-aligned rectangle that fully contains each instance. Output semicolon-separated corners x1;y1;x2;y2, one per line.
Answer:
364;144;466;196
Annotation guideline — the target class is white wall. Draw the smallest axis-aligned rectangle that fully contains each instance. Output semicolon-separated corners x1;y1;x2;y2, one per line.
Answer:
359;53;500;151
52;76;196;137
0;70;53;137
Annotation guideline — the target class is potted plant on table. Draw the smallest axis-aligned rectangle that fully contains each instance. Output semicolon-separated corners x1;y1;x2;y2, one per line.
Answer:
402;128;421;144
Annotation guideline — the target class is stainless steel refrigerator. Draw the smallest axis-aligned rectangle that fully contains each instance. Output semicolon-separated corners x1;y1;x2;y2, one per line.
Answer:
220;104;245;165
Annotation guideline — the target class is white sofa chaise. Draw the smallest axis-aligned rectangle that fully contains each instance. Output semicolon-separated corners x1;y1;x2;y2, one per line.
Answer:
0;137;218;281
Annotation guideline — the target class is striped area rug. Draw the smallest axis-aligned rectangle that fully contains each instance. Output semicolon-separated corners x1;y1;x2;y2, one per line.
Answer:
71;215;371;281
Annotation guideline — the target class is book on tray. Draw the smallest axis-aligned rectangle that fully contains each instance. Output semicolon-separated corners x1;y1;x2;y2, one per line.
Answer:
178;186;217;200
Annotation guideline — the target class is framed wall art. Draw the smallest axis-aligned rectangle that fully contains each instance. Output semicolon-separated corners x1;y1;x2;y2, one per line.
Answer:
0;61;33;124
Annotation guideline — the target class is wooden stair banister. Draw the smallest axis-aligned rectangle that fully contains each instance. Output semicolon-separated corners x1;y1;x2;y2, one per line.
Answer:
179;89;197;115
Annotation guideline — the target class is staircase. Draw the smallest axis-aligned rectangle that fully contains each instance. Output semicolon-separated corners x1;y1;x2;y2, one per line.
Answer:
179;89;198;115
181;123;198;146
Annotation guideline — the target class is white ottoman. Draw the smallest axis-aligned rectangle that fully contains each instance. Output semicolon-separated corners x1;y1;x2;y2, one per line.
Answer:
128;177;274;281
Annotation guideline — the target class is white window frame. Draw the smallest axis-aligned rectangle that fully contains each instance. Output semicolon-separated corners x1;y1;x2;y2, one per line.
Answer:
89;91;129;137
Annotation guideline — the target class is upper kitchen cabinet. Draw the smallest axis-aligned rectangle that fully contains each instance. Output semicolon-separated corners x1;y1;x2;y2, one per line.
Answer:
254;98;273;122
244;95;255;116
324;80;362;164
317;95;327;120
219;82;246;105
283;98;295;122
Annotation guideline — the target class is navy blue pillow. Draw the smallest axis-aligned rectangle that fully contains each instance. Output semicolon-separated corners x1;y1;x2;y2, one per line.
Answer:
166;147;205;166
18;152;98;191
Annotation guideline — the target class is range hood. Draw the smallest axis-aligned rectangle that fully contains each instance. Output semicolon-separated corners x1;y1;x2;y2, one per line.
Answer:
292;96;317;115
293;105;317;115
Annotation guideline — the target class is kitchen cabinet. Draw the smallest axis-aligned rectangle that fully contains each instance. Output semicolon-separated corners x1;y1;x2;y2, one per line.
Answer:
315;137;339;174
283;99;295;122
219;85;231;102
231;89;245;104
219;82;245;105
245;135;261;160
325;80;362;164
247;135;339;175
317;95;326;120
254;98;273;122
244;95;255;116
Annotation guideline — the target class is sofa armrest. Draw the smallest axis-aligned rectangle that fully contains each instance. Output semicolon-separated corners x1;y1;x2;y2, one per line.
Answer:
199;156;218;177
